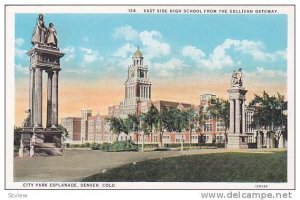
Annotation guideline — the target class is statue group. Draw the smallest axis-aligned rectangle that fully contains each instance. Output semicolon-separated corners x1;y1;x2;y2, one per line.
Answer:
31;14;58;47
231;68;243;87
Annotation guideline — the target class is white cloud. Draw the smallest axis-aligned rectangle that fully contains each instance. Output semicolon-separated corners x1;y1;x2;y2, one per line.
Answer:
15;38;24;47
153;58;188;77
182;43;234;69
15;47;27;58
113;43;136;58
182;45;206;62
182;39;287;69
15;64;29;75
231;39;286;61
62;46;75;62
113;25;138;41
79;47;102;64
116;56;132;68
139;31;170;59
255;67;286;78
64;68;90;74
157;69;174;78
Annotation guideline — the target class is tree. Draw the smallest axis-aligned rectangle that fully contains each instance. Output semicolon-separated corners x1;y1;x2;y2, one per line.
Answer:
196;105;207;145
121;117;132;138
140;113;151;151
182;108;197;147
126;114;140;143
249;91;287;142
58;124;69;143
206;98;230;144
169;107;186;151
109;117;123;141
143;104;159;144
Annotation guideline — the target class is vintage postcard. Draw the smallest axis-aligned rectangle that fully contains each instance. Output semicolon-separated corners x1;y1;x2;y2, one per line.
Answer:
5;5;295;191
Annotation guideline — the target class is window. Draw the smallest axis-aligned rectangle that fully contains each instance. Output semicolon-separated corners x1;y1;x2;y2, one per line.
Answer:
203;123;212;132
217;121;225;132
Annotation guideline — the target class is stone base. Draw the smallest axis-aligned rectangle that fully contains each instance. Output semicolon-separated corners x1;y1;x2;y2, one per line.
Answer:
34;147;63;156
19;128;63;157
227;134;248;149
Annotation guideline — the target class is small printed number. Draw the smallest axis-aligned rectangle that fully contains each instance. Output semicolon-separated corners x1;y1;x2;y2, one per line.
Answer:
255;185;268;188
129;9;136;13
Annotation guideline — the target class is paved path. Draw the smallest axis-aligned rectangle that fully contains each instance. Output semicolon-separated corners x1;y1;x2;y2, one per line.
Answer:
14;148;285;182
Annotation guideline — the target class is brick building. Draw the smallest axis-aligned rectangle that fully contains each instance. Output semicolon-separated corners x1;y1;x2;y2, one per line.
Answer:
61;48;257;146
61;117;81;144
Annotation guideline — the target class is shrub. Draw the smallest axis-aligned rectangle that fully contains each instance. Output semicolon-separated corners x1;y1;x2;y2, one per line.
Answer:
70;144;79;148
91;143;101;150
101;143;111;151
109;141;138;152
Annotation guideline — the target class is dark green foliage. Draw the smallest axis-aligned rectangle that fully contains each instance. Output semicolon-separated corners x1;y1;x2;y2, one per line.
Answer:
109;141;138;152
14;126;22;147
91;143;101;150
249;91;287;131
82;151;287;182
101;143;111;151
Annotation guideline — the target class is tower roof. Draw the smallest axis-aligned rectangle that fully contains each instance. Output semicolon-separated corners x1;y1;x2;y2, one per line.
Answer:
133;47;143;57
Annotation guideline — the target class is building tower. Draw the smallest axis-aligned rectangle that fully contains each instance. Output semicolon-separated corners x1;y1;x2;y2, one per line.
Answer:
19;14;65;157
118;47;152;117
125;47;151;101
227;68;248;148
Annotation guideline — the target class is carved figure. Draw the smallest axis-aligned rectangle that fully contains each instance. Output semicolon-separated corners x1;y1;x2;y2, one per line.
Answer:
31;14;47;45
46;23;58;47
22;109;31;127
231;68;243;87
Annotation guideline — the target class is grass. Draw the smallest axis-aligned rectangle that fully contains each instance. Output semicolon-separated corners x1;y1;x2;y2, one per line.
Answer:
82;151;287;182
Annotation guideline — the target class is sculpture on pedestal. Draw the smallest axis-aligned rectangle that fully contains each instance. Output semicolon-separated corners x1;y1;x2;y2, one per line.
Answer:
227;68;248;149
19;14;65;157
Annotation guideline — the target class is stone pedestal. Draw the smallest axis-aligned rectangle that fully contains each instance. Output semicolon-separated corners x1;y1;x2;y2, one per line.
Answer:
227;87;248;149
278;135;284;148
256;132;261;148
19;43;64;157
227;134;248;149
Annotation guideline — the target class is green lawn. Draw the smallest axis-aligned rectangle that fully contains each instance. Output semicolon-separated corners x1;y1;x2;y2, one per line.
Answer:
82;151;287;182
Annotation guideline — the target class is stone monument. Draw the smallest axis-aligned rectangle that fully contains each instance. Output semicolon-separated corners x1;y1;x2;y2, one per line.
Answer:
19;14;64;157
227;68;248;149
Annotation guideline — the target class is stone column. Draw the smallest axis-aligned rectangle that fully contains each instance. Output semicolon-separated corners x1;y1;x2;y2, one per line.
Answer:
266;133;270;148
141;86;143;98
235;99;240;134
278;134;284;148
52;70;59;127
229;100;234;133
29;68;35;126
242;101;246;134
256;131;261;148
263;131;268;147
34;67;42;127
47;71;53;128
